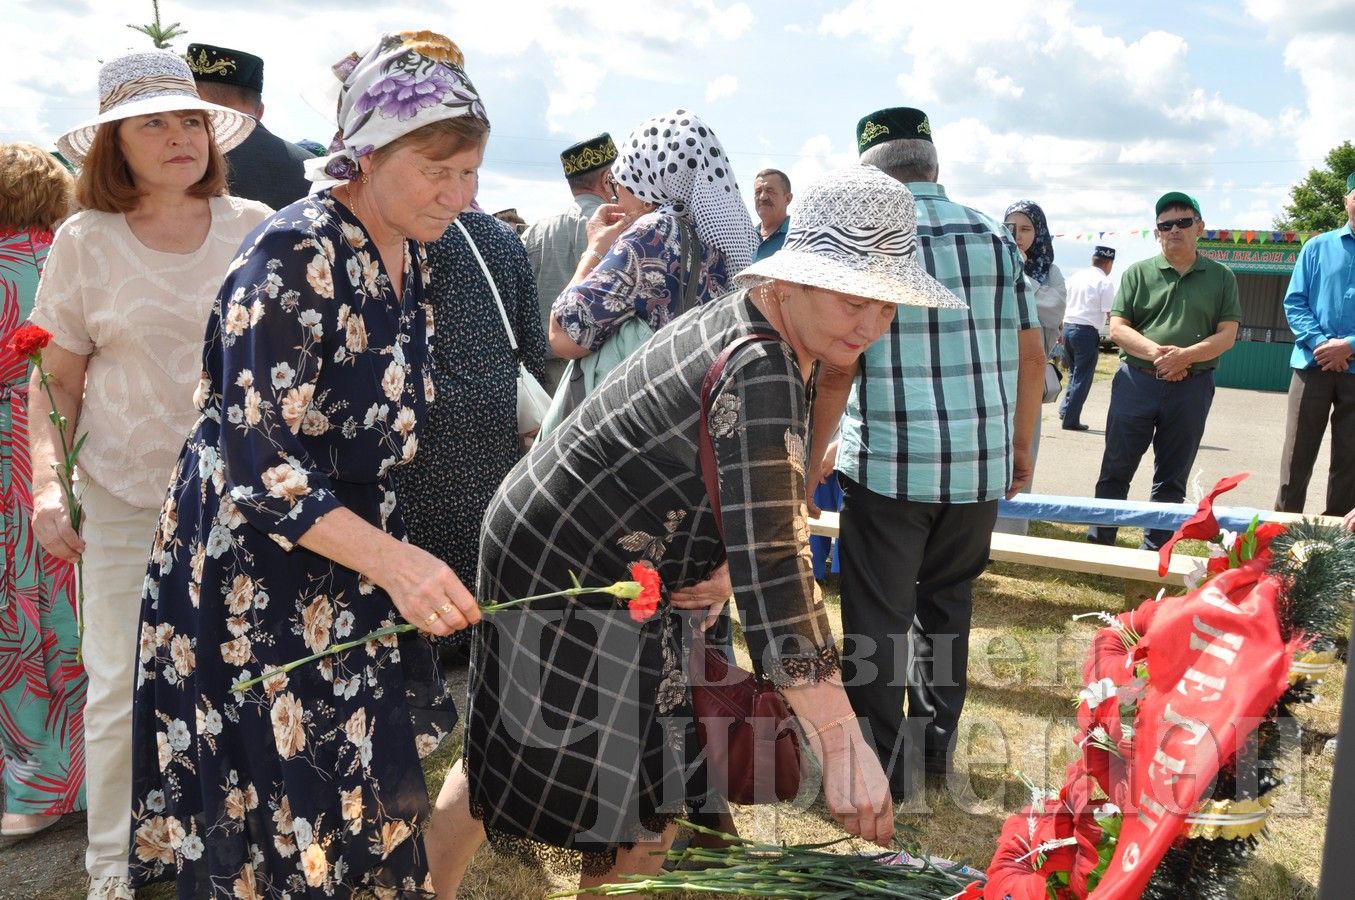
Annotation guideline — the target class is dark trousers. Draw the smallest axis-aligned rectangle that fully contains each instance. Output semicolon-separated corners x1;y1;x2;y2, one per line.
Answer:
838;475;997;800
1058;323;1101;427
1088;363;1215;549
1275;368;1355;517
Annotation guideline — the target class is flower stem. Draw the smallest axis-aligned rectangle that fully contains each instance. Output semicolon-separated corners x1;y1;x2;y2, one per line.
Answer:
478;585;627;613
232;582;640;693
232;623;413;692
35;359;86;664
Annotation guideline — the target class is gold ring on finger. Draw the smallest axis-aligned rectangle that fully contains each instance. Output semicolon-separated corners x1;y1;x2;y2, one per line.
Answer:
437;602;455;615
423;610;440;626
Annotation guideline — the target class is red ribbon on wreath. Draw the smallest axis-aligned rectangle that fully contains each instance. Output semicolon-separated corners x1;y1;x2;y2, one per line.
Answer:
1092;559;1291;898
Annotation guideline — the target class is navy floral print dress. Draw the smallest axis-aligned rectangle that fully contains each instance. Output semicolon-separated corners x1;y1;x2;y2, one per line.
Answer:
129;191;455;898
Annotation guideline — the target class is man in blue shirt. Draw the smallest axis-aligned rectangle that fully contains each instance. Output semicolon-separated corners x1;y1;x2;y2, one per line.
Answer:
826;107;1043;799
753;169;792;261
1276;171;1355;516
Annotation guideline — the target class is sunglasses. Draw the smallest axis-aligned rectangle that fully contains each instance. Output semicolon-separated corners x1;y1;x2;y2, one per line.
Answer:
1156;216;1197;232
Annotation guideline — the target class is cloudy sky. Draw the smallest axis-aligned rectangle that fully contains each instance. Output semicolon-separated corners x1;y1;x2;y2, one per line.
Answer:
6;0;1353;272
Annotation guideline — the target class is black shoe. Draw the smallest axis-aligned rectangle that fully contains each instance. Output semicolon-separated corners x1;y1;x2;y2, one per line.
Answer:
1062;423;1090;431
923;756;952;777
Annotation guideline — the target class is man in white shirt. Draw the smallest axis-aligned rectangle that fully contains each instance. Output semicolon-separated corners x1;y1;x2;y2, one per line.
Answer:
1058;245;1116;430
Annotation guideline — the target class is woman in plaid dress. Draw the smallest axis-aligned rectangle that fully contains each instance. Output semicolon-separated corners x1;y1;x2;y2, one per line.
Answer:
426;167;967;895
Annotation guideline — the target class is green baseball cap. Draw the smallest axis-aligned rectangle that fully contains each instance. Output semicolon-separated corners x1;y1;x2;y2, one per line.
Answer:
1346;171;1355;194
1155;191;1201;217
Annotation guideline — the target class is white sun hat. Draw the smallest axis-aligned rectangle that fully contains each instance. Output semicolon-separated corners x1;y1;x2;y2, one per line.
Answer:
735;164;966;309
56;51;255;165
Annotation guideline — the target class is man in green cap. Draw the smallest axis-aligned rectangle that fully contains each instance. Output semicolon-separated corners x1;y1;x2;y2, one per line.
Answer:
522;133;617;393
1276;171;1355;517
827;105;1045;798
1087;191;1241;548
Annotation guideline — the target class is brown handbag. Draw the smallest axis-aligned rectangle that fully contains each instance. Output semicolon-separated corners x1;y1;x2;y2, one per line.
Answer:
690;332;803;805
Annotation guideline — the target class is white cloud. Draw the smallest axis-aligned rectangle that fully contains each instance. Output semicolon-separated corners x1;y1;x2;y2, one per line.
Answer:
816;0;1287;231
1245;0;1355;159
705;74;738;103
477;168;569;224
821;2;1267;147
974;67;1023;100
784;135;857;203
4;1;762;146
545;56;605;128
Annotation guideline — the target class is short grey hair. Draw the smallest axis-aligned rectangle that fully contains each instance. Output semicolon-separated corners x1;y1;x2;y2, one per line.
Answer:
860;138;938;185
755;168;791;193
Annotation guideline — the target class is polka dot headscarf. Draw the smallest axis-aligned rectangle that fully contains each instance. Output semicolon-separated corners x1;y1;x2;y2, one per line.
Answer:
612;109;756;274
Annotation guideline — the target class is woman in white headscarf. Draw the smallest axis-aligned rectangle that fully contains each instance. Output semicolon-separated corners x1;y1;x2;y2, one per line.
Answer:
539;109;757;435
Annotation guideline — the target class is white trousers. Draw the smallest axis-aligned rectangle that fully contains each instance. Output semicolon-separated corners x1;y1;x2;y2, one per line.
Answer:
78;477;160;877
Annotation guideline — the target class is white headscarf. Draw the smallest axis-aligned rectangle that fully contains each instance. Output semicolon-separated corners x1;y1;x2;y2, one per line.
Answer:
611;109;756;274
305;30;488;183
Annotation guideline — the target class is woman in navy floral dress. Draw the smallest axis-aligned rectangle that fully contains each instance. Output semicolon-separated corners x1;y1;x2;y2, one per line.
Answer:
128;33;490;898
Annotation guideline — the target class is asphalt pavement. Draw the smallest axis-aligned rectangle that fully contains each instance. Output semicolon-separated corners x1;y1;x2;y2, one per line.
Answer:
1030;360;1336;516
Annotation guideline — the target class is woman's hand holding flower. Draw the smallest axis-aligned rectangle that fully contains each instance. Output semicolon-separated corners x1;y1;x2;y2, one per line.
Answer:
378;542;480;636
31;480;85;563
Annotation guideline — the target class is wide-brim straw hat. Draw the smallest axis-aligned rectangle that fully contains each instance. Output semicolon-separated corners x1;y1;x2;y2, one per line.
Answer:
56;50;254;165
736;165;966;309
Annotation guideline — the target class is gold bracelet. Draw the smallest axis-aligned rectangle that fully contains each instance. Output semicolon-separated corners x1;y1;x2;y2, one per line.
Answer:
803;712;857;742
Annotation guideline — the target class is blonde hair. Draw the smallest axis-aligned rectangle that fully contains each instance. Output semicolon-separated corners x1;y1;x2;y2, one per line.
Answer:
0;142;75;231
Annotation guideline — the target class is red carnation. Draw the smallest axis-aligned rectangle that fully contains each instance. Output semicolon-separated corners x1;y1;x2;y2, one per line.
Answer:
5;322;52;361
627;562;661;623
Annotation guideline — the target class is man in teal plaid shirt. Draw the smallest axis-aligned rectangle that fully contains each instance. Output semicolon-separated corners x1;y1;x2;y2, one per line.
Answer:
818;107;1045;801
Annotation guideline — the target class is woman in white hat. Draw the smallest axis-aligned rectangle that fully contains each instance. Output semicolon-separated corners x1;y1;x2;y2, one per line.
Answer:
127;31;488;898
27;50;267;900
428;165;965;896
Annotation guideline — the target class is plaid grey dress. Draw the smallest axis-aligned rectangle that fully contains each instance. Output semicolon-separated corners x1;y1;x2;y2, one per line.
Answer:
465;291;841;873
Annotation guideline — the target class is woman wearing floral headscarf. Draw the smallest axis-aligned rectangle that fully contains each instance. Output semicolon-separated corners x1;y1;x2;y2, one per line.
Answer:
127;32;487;897
998;199;1066;533
539;108;757;433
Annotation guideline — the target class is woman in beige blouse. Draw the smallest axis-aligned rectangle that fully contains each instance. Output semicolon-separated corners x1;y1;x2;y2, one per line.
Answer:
29;51;267;900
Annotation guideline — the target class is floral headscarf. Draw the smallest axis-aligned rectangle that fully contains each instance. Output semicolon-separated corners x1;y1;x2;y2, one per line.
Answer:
1005;199;1054;285
612;109;757;274
305;30;488;183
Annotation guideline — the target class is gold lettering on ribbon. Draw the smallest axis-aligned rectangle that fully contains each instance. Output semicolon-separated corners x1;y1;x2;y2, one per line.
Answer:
1162;703;1210;747
1175;667;1225;703
1135;796;1166;831
1188;614;1244;665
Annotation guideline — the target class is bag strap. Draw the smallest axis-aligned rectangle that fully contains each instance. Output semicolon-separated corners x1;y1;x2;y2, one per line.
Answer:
698;332;780;539
454;218;519;356
676;217;703;316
